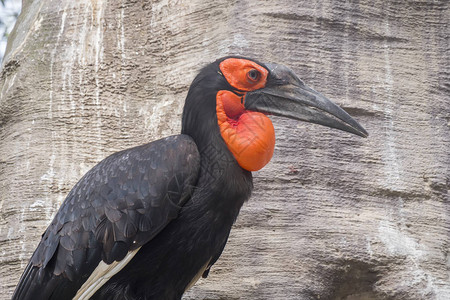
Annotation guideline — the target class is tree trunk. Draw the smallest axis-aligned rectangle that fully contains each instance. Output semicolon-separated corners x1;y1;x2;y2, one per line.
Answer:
0;0;448;299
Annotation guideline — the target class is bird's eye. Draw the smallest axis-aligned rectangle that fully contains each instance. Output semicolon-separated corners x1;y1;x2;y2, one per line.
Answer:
247;69;260;82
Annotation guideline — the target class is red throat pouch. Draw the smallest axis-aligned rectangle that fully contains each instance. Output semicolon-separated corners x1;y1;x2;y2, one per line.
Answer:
216;90;275;171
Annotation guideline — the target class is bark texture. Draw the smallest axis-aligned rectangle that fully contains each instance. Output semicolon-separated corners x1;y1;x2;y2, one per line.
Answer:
1;0;449;299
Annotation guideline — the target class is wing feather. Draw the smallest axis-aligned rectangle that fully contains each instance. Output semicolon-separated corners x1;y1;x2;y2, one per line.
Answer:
73;247;141;300
13;134;200;300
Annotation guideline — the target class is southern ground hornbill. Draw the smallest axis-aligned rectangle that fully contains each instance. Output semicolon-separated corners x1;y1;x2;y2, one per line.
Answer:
13;56;367;299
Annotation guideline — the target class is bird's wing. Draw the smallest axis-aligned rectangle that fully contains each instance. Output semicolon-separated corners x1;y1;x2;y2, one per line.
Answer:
13;134;200;300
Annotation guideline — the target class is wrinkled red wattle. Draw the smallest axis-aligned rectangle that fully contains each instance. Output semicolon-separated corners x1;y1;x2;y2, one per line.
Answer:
216;90;275;171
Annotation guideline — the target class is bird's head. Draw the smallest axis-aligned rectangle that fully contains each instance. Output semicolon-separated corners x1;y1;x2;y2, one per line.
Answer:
182;56;368;172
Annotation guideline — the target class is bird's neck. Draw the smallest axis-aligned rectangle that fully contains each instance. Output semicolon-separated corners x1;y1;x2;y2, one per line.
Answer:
183;118;253;219
181;87;254;217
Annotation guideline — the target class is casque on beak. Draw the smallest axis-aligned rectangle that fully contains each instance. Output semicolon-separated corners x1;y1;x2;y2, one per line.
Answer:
244;63;368;138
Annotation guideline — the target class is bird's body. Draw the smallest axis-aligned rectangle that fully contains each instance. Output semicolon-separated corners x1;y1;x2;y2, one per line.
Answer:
90;134;252;299
13;57;367;300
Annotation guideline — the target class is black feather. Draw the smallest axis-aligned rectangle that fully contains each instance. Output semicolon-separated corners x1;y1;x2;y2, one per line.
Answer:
13;135;201;299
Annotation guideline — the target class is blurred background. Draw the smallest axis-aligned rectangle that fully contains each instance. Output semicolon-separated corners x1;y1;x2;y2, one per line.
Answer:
0;0;21;62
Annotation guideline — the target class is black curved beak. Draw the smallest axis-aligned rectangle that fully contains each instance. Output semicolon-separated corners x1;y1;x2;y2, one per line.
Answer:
244;63;368;138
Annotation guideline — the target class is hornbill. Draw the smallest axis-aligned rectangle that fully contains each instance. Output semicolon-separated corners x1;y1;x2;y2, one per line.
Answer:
13;57;367;300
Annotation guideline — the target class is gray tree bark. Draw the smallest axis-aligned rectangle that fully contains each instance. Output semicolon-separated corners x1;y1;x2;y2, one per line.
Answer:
0;0;449;299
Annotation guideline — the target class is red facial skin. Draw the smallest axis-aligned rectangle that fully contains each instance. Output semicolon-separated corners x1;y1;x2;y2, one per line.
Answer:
216;58;275;171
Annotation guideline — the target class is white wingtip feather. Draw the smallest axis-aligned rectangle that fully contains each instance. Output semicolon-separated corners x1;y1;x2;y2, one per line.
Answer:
73;247;141;300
